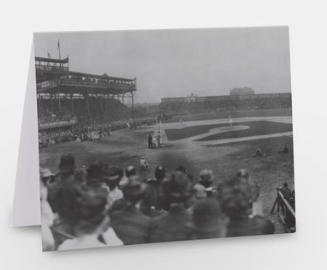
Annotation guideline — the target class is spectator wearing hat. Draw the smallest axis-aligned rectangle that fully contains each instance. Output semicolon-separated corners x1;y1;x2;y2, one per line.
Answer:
276;182;293;214
40;168;55;186
102;166;124;206
40;179;55;251
86;163;109;195
110;176;151;245
220;186;254;237
154;166;166;183
119;165;137;187
140;186;165;218
146;166;166;210
198;169;216;197
235;169;260;206
186;199;228;240
278;182;292;201
57;185;123;251
125;165;136;178
175;166;194;185
185;183;207;213
149;171;193;243
50;182;82;247
47;154;77;213
56;154;76;182
199;169;214;188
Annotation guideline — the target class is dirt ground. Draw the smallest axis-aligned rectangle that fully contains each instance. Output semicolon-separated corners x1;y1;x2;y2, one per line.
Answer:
40;109;294;234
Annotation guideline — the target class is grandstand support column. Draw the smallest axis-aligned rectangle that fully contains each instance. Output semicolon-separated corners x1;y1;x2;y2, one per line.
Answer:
51;93;54;113
122;94;125;104
131;92;134;109
57;86;61;113
70;91;74;114
86;93;90;116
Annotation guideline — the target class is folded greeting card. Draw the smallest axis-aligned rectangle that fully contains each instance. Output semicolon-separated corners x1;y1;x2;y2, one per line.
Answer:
13;26;295;252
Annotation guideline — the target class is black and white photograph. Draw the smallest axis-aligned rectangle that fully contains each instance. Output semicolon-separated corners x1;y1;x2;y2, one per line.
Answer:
35;27;295;252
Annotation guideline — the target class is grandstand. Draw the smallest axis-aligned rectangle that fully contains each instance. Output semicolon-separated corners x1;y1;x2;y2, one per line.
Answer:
230;87;255;95
36;56;137;130
160;93;292;115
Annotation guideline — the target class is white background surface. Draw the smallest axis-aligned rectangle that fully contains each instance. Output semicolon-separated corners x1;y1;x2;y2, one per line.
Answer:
0;0;327;269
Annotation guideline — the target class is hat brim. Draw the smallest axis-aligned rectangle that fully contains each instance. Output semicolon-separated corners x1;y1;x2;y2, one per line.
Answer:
102;175;120;182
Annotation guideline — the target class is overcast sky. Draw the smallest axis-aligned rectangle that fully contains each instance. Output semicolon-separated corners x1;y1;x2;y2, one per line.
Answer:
34;27;291;103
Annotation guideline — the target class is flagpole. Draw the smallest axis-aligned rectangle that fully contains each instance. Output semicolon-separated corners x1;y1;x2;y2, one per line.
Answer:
58;39;61;60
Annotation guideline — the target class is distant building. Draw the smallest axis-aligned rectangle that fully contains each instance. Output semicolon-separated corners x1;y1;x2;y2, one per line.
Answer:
230;87;255;96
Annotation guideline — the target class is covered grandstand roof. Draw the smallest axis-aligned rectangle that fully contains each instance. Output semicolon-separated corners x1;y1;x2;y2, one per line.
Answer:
35;56;69;64
37;82;136;95
35;55;136;96
69;71;135;82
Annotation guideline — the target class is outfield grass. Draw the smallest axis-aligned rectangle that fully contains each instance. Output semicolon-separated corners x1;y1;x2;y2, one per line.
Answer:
201;135;294;233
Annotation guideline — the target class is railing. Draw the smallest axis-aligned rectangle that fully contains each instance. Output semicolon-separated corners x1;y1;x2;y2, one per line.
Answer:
39;118;77;130
36;64;69;72
271;190;296;233
59;78;136;89
38;80;58;89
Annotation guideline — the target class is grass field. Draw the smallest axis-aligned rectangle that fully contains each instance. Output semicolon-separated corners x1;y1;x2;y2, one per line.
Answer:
165;121;292;141
40;108;294;233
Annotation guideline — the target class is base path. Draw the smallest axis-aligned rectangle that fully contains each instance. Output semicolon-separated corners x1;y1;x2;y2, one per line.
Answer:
137;116;293;148
200;131;293;146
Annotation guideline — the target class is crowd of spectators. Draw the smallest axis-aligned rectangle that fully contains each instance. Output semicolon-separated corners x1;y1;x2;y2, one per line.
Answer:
37;95;160;148
37;97;132;122
39;117;157;148
38;114;75;125
60;75;136;87
40;154;283;251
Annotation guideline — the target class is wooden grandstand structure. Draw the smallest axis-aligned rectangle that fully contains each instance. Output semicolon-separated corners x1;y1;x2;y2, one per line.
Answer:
36;56;137;115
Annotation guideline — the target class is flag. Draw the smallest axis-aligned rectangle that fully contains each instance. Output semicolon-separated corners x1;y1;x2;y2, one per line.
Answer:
47;51;51;58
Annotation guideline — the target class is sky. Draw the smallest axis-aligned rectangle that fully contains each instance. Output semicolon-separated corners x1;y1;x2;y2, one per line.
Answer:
34;27;291;104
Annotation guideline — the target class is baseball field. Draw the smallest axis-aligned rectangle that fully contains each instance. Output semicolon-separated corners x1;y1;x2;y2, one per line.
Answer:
39;108;294;233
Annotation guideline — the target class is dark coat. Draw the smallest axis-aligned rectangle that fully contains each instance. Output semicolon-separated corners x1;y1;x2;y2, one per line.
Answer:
47;175;75;214
149;205;192;243
110;205;152;245
280;187;292;201
141;206;165;218
227;218;255;237
228;216;275;237
148;135;152;144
